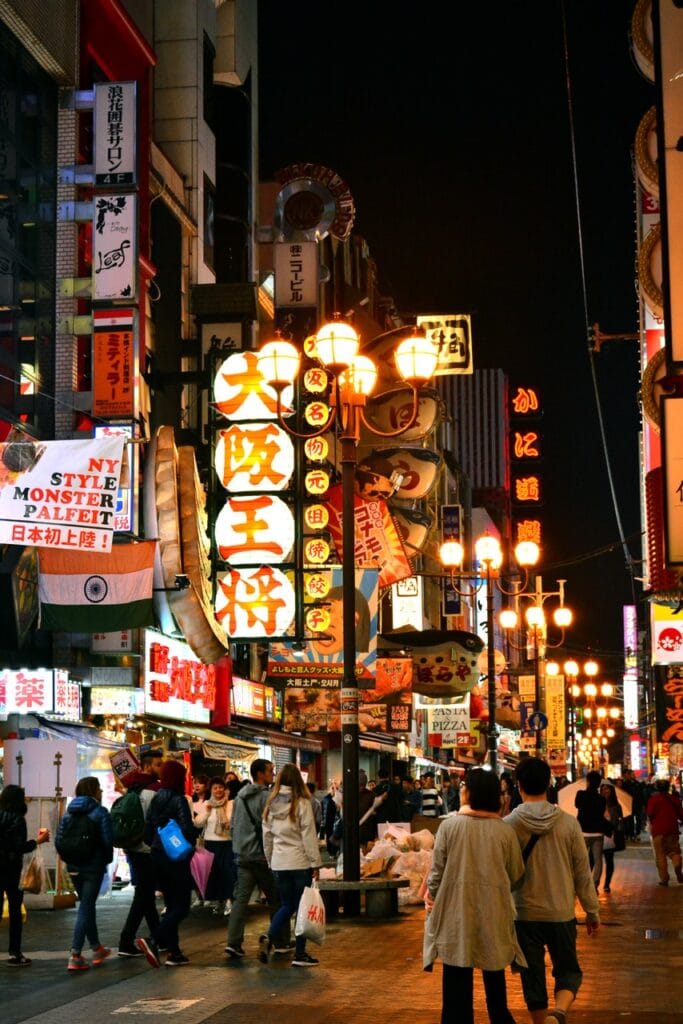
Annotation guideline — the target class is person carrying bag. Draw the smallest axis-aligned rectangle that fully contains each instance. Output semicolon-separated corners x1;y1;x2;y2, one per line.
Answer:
0;784;50;967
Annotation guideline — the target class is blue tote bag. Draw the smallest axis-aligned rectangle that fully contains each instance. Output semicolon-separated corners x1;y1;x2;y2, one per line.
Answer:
158;818;193;861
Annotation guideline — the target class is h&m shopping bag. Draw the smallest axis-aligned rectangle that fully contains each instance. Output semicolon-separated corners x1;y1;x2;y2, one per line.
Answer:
294;880;326;945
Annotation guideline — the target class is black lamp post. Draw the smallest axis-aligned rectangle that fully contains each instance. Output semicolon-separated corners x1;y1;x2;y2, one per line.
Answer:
257;317;438;909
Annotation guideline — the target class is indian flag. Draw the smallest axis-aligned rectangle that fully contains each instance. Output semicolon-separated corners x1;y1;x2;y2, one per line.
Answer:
38;541;155;632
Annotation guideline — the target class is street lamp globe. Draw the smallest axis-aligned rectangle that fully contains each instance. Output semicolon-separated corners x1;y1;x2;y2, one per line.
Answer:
584;682;598;698
563;660;579;677
600;682;614;697
475;534;503;569
314;317;359;371
394;332;439;382
499;608;518;630
545;660;560;676
439;539;465;569
554;606;573;628
584;659;599;677
257;337;300;387
338;355;377;398
514;540;540;566
525;606;545;629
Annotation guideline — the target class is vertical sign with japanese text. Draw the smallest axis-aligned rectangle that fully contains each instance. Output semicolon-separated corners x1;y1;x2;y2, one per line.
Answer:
94;82;137;186
93;309;135;417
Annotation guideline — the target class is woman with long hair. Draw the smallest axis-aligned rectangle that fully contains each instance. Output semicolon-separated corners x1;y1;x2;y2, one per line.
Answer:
193;776;236;915
600;782;623;893
261;763;321;967
0;784;50;966
424;768;524;1024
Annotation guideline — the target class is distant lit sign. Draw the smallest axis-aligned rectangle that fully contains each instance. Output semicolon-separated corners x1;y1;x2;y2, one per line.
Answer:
94;423;134;533
623;670;639;730
417;313;473;375
94;81;137;186
231;677;280;722
215;566;295;639
274;241;318;306
143;630;215;724
93;194;137;301
510;386;541;416
0;667;80;717
90;686;144;716
662;397;683;564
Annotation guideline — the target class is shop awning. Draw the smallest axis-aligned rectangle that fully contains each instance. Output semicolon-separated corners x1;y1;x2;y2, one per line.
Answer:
33;716;125;751
234;725;324;753
359;732;398;752
146;720;259;761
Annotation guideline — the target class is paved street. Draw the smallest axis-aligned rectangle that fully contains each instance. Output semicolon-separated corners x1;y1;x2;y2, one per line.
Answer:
2;842;682;1023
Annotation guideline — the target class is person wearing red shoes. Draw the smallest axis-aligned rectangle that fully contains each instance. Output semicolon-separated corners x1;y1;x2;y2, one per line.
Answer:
56;777;113;972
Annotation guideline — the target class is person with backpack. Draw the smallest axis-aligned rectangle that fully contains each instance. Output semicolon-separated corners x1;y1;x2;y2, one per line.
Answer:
113;770;160;958
0;784;50;967
137;759;196;967
56;776;113;972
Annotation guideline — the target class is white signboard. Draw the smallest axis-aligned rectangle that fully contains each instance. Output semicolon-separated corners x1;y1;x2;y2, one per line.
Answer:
94;81;137;186
417;313;473;374
663;397;683;564
91;629;135;652
0;436;125;551
94;424;135;533
93;193;137;301
90;686;144;716
623;669;639;730
651;600;683;664
274;241;319;306
428;699;470;746
391;575;423;630
0;667;54;716
518;674;536;702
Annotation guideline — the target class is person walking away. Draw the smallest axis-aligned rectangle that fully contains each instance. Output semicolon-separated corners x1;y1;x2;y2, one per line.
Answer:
358;769;378;849
646;778;683;887
441;776;460;814
374;768;407;823
225;758;290;959
0;784;50;966
575;770;606;888
138;759;196;967
140;750;163;786
499;773;515;817
56;776;113;972
193;776;236;915
261;762;322;968
507;756;600;1024
116;769;161;957
420;773;443;817
599;782;623;894
423;768;523;1024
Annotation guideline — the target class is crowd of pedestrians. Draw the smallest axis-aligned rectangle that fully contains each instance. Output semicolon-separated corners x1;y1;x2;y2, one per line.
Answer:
1;750;682;1024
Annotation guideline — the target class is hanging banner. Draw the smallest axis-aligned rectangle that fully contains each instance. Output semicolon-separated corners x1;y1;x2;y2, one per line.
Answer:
427;697;471;746
0;436;125;551
545;673;566;746
416;313;473;375
94;81;137;186
267;567;379;685
325;485;412;587
662;397;683;564
93;309;135;417
274;241;319;306
93;194;137;301
654;665;683;743
651;600;683;664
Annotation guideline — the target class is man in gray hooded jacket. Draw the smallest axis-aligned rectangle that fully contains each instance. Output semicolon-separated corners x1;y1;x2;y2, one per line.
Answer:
506;757;599;1024
224;759;289;959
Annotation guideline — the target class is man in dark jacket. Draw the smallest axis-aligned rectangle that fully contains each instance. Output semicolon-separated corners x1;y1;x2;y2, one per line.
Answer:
116;771;161;958
225;759;289;959
575;770;607;887
138;759;196;967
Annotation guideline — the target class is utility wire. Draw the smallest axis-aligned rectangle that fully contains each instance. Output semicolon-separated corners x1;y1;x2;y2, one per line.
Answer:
560;0;639;614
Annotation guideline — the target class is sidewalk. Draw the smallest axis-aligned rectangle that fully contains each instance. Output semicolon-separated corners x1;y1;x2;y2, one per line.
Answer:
2;841;682;1023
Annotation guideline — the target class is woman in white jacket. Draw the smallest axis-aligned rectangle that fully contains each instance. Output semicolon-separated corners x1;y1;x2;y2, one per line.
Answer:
261;763;321;967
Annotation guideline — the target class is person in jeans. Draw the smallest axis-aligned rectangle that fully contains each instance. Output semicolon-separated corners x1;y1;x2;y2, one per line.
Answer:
0;784;50;966
646;778;683;886
116;770;161;957
225;759;290;960
139;759;196;967
261;763;322;967
575;770;606;887
59;777;113;972
507;757;599;1024
423;768;523;1024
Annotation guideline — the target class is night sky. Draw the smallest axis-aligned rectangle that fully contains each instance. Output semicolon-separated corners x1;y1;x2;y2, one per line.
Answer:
257;1;654;665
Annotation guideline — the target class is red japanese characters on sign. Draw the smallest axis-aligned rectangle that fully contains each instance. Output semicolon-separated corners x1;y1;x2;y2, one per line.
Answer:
144;632;216;724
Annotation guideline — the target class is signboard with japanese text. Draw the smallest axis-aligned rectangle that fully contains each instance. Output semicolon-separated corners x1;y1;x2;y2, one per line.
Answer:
0;436;125;551
0;667;53;716
231;676;281;723
93;310;135;417
93;194;137;301
274;241;318;306
93;424;135;533
91;630;135;653
109;747;141;787
325;485;412;588
143;630;216;724
382;628;483;698
267;567;379;685
391;575;423;630
90;686;144;716
545;674;566;746
94;81;137;186
509;383;543;551
417;313;473;374
216;565;296;640
654;665;683;743
662;397;683;564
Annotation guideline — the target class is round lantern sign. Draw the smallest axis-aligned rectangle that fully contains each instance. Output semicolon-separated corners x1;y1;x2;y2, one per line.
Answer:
215;495;294;564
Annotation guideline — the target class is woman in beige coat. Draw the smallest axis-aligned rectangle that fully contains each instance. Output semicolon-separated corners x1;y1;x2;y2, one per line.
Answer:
424;769;525;1024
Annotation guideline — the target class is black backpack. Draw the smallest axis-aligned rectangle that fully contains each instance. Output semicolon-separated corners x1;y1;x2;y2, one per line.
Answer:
110;790;145;850
56;808;99;865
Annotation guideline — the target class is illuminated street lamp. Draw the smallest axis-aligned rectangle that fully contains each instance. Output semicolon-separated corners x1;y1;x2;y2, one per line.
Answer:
562;659;620;774
257;316;438;904
439;535;539;771
499;579;572;756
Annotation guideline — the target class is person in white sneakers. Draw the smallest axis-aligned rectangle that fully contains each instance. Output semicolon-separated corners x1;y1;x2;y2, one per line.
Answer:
261;763;321;967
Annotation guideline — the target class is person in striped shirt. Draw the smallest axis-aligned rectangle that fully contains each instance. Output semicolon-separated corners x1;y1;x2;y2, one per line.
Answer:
420;774;444;817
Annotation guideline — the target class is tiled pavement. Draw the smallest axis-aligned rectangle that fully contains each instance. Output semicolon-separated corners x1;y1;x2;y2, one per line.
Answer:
2;839;682;1023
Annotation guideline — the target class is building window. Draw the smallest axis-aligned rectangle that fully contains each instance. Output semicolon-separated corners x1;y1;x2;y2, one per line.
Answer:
203;33;215;132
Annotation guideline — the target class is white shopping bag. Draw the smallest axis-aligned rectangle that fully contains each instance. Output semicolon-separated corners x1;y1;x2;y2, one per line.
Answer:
294;881;326;945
